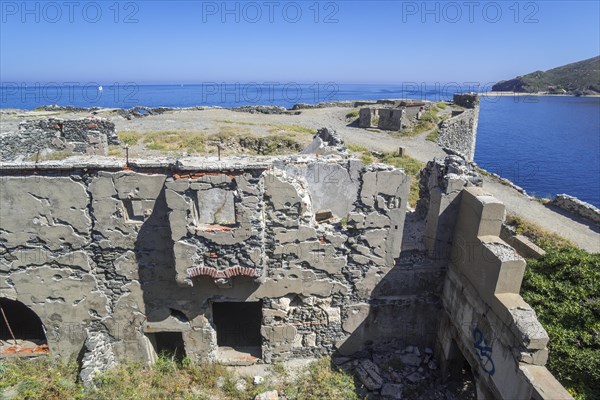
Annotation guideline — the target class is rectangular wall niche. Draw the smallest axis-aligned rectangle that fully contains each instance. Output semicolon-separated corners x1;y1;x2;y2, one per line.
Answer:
195;188;236;226
146;332;186;361
123;199;145;222
212;301;262;348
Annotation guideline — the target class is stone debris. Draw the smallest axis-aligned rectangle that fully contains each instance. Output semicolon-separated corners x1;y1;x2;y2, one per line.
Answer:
79;330;116;387
254;390;279;400
356;359;384;390
233;105;287;114
301;127;347;156
340;342;475;400
381;383;403;399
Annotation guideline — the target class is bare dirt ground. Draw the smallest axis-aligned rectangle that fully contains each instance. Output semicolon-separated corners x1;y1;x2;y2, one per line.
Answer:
1;106;598;253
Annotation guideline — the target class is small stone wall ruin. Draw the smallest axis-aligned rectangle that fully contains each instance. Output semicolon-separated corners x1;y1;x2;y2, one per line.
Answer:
0;118;119;162
358;101;427;131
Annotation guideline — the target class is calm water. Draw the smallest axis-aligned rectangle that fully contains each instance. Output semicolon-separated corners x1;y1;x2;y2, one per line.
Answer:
476;96;600;207
1;84;598;206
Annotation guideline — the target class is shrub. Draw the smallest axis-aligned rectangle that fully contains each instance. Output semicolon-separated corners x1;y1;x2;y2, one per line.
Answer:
521;247;600;400
346;109;360;120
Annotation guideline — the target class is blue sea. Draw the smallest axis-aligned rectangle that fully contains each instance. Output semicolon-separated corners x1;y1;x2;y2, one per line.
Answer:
1;83;599;207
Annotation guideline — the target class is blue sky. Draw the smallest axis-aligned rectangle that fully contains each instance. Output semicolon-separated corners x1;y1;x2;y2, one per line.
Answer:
1;0;599;84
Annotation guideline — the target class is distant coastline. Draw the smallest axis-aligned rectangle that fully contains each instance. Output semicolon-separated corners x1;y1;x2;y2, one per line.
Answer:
481;91;600;97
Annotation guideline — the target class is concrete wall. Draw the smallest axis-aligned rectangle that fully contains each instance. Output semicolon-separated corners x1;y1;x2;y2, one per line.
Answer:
0;156;442;367
434;187;573;400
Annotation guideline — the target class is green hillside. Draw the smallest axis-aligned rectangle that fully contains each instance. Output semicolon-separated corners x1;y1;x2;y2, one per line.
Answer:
492;56;600;95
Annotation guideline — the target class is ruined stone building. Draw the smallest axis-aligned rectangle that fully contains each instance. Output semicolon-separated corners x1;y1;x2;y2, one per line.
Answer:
359;100;427;131
0;108;572;399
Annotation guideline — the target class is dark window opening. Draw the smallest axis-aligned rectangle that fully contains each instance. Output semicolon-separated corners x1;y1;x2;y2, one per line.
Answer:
0;298;46;342
147;332;186;361
212;301;262;348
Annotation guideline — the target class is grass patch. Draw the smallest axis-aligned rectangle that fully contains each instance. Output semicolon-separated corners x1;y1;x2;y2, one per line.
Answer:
436;101;447;110
215;119;258;126
505;214;574;251
347;143;369;153
345;109;360;120
0;355;357;400
521;247;600;400
394;107;441;137
475;167;490;176
31;150;74;161
118;131;141;146
142;130;207;153
215;120;315;136
268;124;315;136
360;153;374;165
425;128;439;142
108;145;124;156
283;357;357;400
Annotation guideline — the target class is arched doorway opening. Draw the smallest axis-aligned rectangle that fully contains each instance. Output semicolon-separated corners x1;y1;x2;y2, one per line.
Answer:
0;298;49;355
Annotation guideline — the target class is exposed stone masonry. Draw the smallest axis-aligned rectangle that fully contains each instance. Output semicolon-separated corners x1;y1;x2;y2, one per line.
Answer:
436;93;480;162
0;117;119;161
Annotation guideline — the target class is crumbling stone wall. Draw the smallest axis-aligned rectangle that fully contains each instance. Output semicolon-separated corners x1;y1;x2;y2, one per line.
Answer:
437;94;480;162
0;154;572;398
0;155;443;366
551;194;600;224
358;103;426;131
0;118;119;161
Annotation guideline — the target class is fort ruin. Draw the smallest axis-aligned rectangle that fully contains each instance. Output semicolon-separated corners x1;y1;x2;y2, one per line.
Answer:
0;97;574;399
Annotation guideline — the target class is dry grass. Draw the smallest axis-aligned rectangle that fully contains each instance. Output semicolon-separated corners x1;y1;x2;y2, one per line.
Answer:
0;355;357;400
31;150;74;161
505;213;575;251
141;130;207;153
118;131;141;146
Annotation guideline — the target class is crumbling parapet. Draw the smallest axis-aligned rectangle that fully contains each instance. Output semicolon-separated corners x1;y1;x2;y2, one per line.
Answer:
0;118;119;161
435;187;573;400
551;193;600;224
417;155;482;261
301;127;347;156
